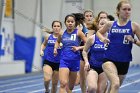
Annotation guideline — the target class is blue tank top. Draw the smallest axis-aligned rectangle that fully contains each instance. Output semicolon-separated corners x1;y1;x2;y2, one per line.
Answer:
80;25;88;46
61;29;81;60
44;34;61;63
105;20;133;62
82;25;88;36
89;35;105;67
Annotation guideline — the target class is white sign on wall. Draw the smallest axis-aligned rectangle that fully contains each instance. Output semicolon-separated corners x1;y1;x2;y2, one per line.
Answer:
0;18;14;62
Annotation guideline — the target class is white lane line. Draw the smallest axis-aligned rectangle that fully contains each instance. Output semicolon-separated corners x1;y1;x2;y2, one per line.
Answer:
120;79;140;88
1;69;138;92
28;72;140;93
28;89;45;93
29;85;60;93
29;86;80;93
126;72;140;78
0;75;42;84
0;83;43;92
29;85;81;93
0;79;42;88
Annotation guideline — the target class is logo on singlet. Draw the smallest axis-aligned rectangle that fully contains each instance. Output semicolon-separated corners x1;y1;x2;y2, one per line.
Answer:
94;44;104;48
111;29;130;33
48;40;56;43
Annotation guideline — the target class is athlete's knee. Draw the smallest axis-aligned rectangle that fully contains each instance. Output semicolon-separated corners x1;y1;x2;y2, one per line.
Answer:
44;72;52;82
98;82;108;93
52;78;58;85
88;84;97;92
111;80;120;90
98;86;106;93
44;73;51;83
60;80;68;88
52;81;58;86
52;82;58;89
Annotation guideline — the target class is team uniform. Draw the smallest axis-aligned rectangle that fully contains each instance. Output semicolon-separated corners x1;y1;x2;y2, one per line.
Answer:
104;20;133;75
89;35;105;74
82;25;89;36
60;29;81;72
43;34;61;71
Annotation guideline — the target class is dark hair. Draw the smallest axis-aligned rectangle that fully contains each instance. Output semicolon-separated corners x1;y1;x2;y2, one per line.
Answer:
64;14;76;23
107;15;115;21
72;13;85;26
64;14;77;27
51;20;62;28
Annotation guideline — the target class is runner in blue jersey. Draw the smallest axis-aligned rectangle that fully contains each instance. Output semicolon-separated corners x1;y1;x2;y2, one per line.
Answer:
72;11;96;92
79;10;94;93
40;21;62;93
83;18;108;93
70;13;85;87
54;14;86;93
96;1;140;93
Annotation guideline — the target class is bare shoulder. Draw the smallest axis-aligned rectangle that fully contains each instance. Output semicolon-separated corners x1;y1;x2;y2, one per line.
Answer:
132;22;140;33
132;22;140;28
87;35;95;43
44;34;51;40
77;29;84;35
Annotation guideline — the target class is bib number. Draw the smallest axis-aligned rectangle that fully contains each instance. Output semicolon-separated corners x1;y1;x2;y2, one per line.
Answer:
71;34;76;41
123;35;130;44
